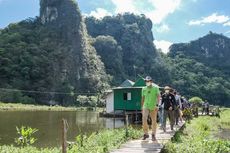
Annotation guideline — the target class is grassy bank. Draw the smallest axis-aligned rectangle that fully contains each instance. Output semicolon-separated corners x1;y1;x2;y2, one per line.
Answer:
0;146;60;153
0;102;103;111
68;126;142;153
162;108;230;153
0;127;142;153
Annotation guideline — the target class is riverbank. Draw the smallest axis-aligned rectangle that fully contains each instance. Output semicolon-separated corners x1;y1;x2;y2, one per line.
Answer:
162;108;230;153
1;106;229;153
0;102;103;111
0;127;142;153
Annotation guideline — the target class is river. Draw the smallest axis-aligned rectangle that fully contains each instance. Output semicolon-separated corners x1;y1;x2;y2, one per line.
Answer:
0;111;125;148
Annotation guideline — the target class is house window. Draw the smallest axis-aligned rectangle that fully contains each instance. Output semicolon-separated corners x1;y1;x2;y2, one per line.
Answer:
123;92;131;101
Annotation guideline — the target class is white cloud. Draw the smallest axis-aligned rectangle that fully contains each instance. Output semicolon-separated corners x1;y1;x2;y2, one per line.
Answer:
146;0;181;24
225;30;230;34
110;0;181;24
224;21;230;26
155;24;170;33
154;40;172;54
88;8;112;19
188;13;230;26
111;0;137;14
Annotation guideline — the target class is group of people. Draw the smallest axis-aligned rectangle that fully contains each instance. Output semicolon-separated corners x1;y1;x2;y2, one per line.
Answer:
141;76;190;141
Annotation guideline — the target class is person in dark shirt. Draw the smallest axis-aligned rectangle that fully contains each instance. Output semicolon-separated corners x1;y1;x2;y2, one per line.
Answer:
161;86;176;132
204;100;210;115
173;91;181;125
201;101;205;115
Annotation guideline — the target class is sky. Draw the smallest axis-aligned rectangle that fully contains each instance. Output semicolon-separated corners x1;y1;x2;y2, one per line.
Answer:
0;0;230;53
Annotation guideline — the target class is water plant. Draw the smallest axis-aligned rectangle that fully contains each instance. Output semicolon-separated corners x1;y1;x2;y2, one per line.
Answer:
15;126;38;147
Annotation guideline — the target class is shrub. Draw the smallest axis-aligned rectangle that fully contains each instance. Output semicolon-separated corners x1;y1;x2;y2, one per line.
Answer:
189;97;203;104
15;126;38;147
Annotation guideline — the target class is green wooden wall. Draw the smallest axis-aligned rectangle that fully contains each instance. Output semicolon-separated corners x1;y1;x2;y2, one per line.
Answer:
114;88;142;111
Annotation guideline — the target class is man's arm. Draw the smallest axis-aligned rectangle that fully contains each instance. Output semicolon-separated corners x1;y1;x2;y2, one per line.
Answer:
155;94;161;111
141;96;145;108
157;94;161;105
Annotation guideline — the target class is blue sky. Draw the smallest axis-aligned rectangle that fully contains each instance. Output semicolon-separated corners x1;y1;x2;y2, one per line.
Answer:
0;0;230;53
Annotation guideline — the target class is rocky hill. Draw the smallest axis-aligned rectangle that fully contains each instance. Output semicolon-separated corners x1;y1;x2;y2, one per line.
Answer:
0;0;229;106
167;32;230;106
169;32;230;75
0;0;109;105
86;14;171;85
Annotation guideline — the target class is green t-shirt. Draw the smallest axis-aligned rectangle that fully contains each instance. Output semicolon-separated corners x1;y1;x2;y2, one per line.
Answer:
142;86;160;110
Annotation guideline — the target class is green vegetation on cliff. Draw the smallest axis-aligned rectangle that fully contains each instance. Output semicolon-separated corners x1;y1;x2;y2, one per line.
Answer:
86;14;171;85
165;32;230;106
0;0;229;107
0;0;109;105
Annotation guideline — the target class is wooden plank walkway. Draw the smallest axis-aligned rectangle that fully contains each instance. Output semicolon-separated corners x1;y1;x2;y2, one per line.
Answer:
110;121;185;153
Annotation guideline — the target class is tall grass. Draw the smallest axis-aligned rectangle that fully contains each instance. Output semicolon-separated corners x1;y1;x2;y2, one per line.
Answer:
0;146;60;153
68;126;142;153
220;108;230;129
162;108;230;153
0;126;142;153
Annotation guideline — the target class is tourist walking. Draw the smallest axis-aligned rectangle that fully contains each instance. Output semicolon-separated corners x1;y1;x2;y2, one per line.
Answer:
202;101;205;115
161;86;176;132
205;100;209;115
174;91;182;125
141;76;160;141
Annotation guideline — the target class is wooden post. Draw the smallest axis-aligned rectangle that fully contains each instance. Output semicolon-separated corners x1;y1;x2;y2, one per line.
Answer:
135;109;138;123
113;111;115;129
125;114;129;137
62;119;67;153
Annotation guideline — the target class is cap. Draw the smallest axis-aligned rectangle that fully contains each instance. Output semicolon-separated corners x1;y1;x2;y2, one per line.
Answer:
164;86;171;90
144;76;152;81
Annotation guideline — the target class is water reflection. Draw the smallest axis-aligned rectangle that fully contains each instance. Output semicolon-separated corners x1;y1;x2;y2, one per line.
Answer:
0;111;125;148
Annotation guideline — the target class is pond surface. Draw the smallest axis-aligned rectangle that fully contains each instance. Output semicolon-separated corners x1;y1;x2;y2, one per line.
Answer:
0;111;126;148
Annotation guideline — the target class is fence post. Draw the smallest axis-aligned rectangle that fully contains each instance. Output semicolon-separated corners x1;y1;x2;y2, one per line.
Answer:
125;114;129;137
113;111;115;129
62;119;67;153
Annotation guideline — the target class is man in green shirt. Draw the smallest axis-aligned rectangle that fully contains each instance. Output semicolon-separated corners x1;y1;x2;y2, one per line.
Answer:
141;76;160;141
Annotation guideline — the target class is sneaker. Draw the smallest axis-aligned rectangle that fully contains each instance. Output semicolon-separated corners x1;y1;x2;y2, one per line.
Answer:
152;134;156;141
142;134;149;140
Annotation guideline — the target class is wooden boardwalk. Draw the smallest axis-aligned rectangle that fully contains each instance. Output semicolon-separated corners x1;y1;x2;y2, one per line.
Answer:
110;121;185;153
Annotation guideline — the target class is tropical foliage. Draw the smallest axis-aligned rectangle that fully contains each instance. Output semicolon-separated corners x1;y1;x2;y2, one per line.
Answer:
0;0;109;105
0;0;229;107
